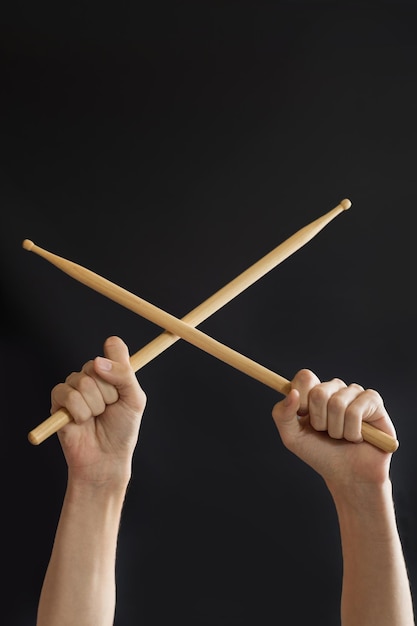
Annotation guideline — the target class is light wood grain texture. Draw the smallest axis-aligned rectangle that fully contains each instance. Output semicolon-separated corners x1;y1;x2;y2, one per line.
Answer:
24;199;398;453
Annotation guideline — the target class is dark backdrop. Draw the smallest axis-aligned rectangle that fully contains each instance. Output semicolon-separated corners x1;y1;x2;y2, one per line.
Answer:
2;2;416;624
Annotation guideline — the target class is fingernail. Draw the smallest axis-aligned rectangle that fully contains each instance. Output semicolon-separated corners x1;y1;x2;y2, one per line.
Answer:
96;356;112;371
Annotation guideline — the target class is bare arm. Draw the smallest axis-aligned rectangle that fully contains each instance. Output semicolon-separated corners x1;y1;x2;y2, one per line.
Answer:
272;369;415;626
36;340;415;624
37;480;127;626
36;336;146;626
332;479;413;625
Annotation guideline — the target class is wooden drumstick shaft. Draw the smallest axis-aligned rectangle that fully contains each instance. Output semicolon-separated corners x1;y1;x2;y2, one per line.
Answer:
23;222;399;454
27;200;350;445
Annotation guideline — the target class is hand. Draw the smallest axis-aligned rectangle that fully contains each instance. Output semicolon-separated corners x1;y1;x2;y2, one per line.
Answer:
51;336;146;485
272;369;396;489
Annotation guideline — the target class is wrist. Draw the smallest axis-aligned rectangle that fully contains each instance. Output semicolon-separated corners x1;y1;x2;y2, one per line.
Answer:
67;456;133;492
327;479;399;543
66;472;130;506
327;477;393;510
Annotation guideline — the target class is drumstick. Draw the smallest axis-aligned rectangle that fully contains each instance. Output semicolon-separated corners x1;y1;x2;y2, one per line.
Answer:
23;222;398;454
26;199;350;445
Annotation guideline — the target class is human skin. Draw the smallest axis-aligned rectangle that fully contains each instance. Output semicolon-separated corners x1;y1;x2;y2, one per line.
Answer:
272;369;415;625
36;338;415;626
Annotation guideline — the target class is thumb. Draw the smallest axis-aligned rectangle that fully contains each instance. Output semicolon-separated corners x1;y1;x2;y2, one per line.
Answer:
102;335;131;365
272;389;303;449
94;336;146;412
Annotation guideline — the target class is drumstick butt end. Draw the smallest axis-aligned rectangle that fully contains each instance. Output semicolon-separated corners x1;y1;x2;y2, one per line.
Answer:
22;239;35;251
28;430;41;445
391;438;400;453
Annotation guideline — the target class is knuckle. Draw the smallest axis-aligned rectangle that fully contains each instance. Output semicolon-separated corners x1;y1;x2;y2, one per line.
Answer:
81;360;95;375
77;375;97;395
66;389;90;421
328;394;346;413
348;382;365;392
365;388;383;404
309;384;328;404
295;368;316;386
51;381;66;397
65;371;79;385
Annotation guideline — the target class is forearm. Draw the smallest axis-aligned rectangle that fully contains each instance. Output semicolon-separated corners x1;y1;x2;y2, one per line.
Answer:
36;479;128;626
329;479;415;626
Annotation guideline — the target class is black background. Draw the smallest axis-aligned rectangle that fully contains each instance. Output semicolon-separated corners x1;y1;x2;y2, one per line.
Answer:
2;2;417;624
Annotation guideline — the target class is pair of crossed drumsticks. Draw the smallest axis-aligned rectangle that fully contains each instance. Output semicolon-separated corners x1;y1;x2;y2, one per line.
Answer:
24;199;398;453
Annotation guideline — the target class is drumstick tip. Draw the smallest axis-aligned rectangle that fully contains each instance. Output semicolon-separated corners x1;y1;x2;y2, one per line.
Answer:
22;239;35;251
340;198;351;210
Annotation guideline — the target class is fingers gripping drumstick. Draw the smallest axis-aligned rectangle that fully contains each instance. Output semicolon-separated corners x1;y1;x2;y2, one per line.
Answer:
23;200;398;452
